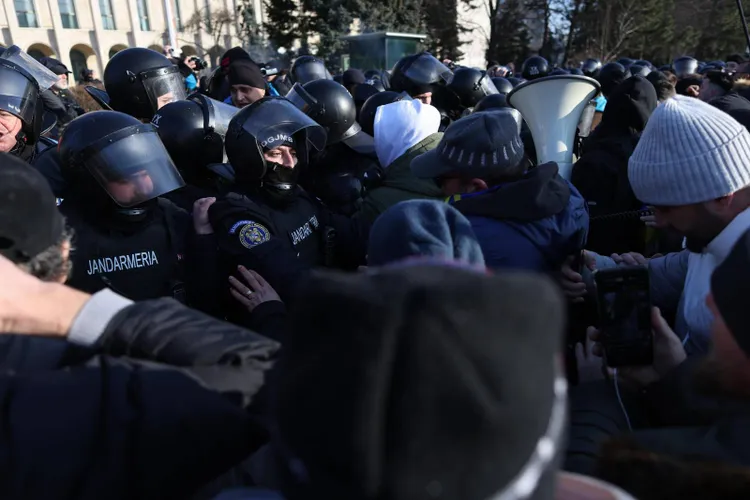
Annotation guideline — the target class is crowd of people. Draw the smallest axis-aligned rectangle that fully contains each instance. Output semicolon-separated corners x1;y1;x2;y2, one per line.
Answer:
0;39;749;499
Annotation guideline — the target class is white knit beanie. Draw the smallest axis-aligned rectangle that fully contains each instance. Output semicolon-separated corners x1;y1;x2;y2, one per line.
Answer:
628;95;750;206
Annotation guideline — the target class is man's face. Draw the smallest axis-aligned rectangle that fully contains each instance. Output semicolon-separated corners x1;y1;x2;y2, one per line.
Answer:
156;92;176;110
413;92;432;105
105;170;155;206
0;111;22;153
652;202;725;250
54;74;68;90
263;145;298;169
231;84;265;108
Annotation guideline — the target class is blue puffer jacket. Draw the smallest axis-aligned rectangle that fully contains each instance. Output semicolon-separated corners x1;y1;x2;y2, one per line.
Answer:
449;162;589;272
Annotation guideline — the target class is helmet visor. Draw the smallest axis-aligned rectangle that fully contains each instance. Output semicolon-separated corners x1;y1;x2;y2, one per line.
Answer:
201;95;239;139
477;74;499;96
241;98;327;153
293;61;331;85
673;59;698;77
83;127;185;208
0;46;58;91
0;63;38;124
404;54;454;86
285;83;319;115
141;66;187;111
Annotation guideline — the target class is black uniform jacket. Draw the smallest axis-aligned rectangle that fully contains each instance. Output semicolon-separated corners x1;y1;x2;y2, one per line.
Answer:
60;198;190;301
205;187;368;318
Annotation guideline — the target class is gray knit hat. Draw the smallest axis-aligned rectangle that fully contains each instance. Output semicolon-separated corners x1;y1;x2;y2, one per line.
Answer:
628;95;750;206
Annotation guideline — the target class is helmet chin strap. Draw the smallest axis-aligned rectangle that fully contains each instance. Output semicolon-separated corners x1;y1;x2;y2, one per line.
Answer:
9;131;28;156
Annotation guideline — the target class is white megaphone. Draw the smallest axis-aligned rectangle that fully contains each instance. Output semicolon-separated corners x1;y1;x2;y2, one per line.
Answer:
506;75;600;180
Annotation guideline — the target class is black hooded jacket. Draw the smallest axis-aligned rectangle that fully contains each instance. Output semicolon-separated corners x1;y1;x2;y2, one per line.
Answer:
571;76;657;255
710;91;750;132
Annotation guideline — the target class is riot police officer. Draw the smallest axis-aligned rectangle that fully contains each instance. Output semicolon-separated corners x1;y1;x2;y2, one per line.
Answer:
289;56;332;85
150;94;239;209
286;79;381;215
673;56;698;78
58;110;190;301
390;52;454;105
521;56;549;80
0;46;59;162
208;97;368;305
104;47;187;120
445;67;499;117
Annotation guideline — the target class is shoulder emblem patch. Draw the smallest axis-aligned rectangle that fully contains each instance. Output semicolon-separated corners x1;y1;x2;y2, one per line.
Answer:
238;222;271;249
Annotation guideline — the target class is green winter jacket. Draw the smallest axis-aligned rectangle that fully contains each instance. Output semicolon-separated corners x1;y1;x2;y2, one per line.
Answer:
354;133;444;225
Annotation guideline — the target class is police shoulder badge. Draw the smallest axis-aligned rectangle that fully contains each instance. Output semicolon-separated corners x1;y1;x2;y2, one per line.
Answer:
238;221;271;249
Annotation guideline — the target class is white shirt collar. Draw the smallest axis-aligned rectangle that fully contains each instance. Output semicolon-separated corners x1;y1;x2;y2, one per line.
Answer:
706;206;750;263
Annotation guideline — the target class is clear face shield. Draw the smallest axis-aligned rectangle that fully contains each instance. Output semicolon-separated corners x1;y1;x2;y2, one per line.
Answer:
139;65;187;112
0;46;58;91
476;73;499;97
241;99;327;190
405;54;454;86
79;125;185;208
191;94;240;163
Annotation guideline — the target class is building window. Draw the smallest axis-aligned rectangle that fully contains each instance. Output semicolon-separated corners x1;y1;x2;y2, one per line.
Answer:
14;0;38;27
99;0;115;29
174;0;182;31
136;0;150;31
58;0;78;28
28;49;46;60
69;49;88;83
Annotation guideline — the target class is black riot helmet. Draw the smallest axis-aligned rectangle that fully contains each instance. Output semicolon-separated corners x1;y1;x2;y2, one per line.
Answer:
570;68;584;76
224;97;327;196
103;48;187;120
390;52;454;95
473;92;510;112
358;91;412;136
549;68;569;76
616;57;635;70
581;59;601;78
521;56;549;80
629;64;651;77
673;56;698;78
59;111;184;215
446;68;499;109
597;62;627;98
150;94;239;185
0;46;59;147
286;79;360;145
290;56;332;85
635;59;653;69
507;77;525;87
491;77;513;94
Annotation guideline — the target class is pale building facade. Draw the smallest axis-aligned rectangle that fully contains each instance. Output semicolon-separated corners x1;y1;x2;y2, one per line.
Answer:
0;0;261;83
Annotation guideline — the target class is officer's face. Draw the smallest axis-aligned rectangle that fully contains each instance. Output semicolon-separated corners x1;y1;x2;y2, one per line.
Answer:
231;84;266;108
413;92;432;105
263;145;298;169
106;170;155;206
0;111;22;153
156;92;176;110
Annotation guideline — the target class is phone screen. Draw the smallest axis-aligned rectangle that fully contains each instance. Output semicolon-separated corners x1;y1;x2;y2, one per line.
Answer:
601;286;650;343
